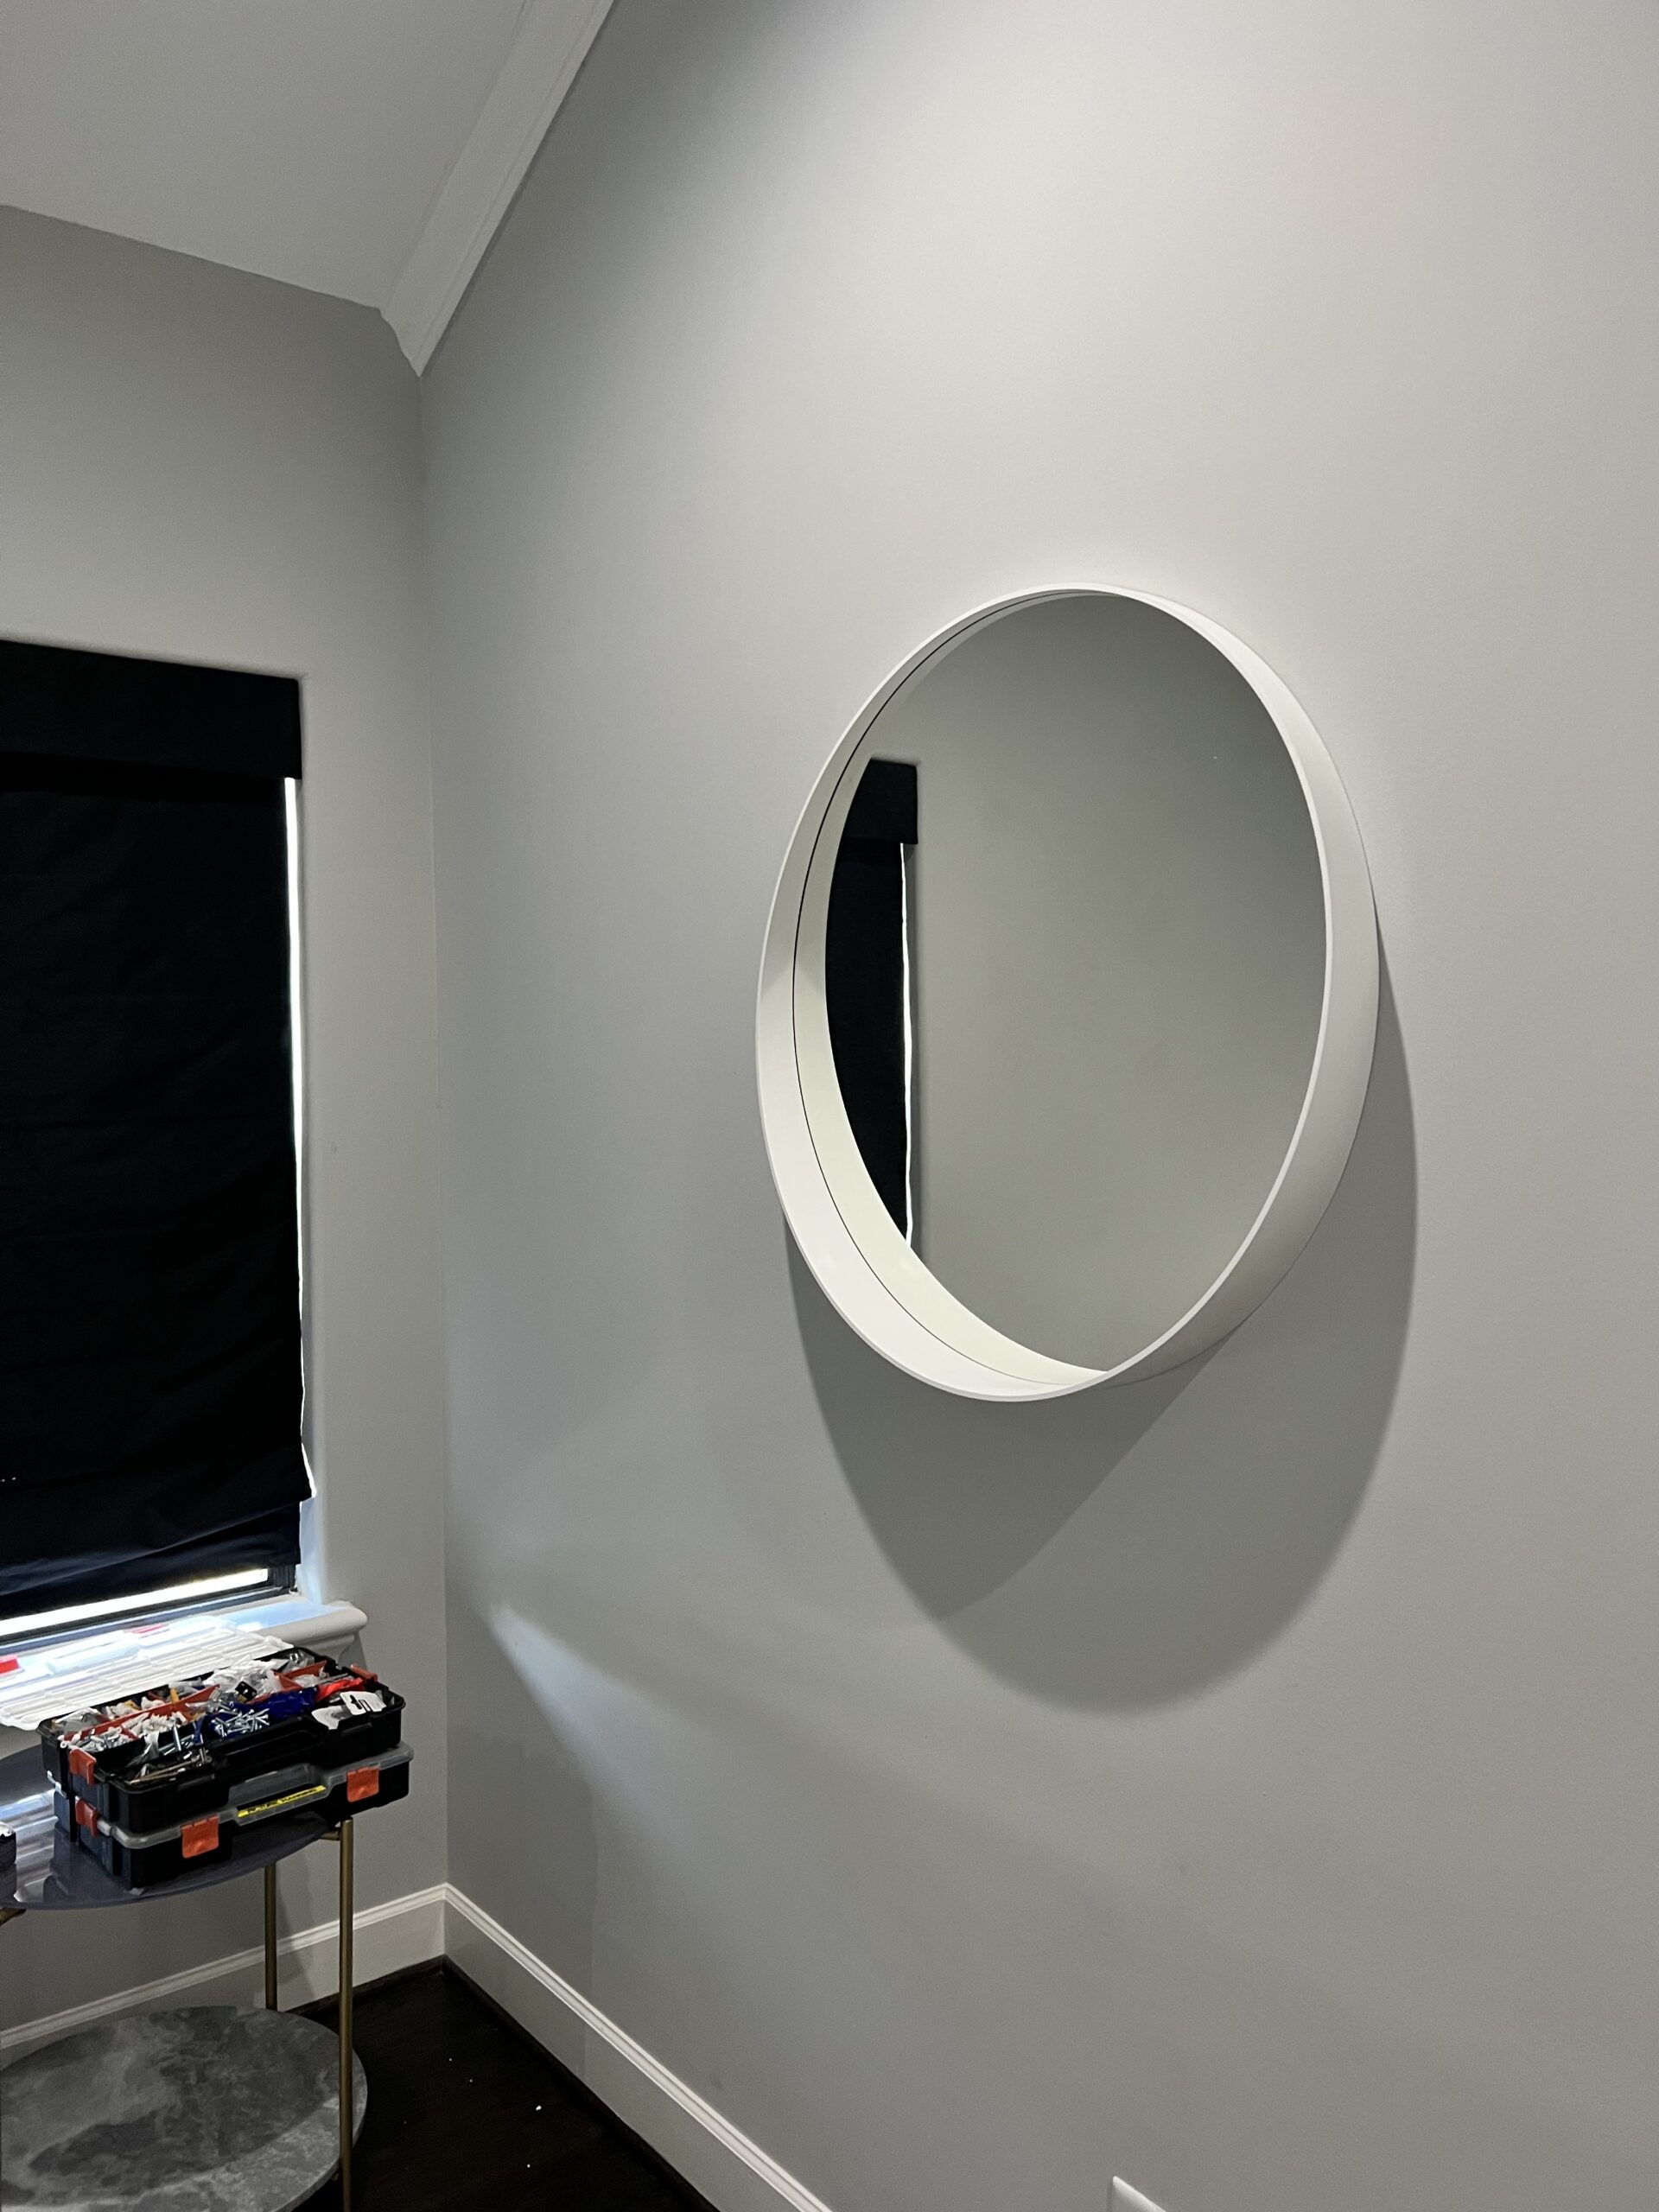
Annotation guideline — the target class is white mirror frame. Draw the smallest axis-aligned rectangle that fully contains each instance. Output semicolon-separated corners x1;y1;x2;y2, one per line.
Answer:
757;588;1379;1401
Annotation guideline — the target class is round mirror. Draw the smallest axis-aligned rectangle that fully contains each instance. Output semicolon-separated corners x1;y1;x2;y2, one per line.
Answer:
758;588;1377;1400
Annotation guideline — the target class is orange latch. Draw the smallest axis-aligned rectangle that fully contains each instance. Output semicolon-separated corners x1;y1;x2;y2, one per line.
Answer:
181;1815;220;1859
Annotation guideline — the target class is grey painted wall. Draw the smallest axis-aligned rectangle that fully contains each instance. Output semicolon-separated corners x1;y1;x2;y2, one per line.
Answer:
423;3;1659;2209
0;211;448;2025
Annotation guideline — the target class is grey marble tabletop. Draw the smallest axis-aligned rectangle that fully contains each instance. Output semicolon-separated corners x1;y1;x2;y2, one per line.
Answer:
1;2006;367;2212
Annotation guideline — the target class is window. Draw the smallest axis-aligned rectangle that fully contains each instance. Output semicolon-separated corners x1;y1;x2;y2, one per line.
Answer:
1;638;309;1627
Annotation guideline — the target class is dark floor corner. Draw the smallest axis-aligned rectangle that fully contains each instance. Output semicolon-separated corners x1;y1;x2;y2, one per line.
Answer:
297;1961;714;2211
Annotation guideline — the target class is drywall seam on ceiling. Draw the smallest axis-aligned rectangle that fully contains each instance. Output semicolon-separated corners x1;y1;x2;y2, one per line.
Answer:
384;0;614;372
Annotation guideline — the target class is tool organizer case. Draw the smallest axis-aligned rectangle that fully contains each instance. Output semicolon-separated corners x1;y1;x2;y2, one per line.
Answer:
39;1644;410;1889
54;1742;412;1888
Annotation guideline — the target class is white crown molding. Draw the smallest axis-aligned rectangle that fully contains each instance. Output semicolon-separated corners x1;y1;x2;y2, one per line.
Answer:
384;0;614;373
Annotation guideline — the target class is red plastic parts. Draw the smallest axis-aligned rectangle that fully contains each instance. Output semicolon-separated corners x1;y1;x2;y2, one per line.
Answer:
345;1765;380;1803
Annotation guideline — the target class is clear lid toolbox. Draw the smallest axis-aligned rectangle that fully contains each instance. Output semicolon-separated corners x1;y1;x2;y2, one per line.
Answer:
38;1644;409;1885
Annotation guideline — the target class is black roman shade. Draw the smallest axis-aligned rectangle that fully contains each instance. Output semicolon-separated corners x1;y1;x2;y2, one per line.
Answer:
1;639;308;1608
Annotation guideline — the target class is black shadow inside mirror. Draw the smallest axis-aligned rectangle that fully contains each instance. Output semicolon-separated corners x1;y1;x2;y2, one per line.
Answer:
824;757;918;1243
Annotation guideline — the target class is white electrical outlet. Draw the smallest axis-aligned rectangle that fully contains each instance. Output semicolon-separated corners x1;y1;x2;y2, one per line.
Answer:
1111;2182;1169;2212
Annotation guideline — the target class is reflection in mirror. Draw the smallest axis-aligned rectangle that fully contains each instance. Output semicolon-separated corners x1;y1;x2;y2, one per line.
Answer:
810;594;1328;1371
824;759;918;1243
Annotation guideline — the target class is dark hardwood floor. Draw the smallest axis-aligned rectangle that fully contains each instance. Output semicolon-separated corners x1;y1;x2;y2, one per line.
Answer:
297;1962;713;2211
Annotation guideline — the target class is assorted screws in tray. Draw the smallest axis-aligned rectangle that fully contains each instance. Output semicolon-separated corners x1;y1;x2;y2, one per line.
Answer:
44;1649;393;1790
38;1645;410;1888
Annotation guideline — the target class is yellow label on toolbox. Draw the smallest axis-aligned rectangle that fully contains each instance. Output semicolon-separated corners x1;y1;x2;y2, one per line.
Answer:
234;1781;329;1821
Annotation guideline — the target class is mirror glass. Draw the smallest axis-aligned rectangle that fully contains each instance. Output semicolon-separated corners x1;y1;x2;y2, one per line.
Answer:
802;592;1328;1372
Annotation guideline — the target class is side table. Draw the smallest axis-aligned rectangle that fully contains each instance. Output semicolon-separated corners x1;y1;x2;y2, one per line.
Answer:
0;1744;366;2210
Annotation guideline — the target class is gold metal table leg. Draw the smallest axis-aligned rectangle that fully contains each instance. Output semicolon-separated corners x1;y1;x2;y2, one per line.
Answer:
263;1863;278;2010
336;1816;355;2212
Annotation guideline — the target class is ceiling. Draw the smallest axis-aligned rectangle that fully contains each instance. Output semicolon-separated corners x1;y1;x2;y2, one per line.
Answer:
0;0;611;368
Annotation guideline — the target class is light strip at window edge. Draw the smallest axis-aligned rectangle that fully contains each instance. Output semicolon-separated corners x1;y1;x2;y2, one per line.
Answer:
0;1567;273;1644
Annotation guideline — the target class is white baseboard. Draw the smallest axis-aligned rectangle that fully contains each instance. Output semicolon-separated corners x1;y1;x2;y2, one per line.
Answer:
1;1878;831;2212
0;1883;446;2058
443;1887;833;2212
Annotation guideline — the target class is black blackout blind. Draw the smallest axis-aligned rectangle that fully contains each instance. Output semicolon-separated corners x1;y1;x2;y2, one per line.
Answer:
1;639;308;1608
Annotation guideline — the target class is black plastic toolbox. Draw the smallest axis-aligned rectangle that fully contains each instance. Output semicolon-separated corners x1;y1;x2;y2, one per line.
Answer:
39;1644;410;1888
54;1742;412;1888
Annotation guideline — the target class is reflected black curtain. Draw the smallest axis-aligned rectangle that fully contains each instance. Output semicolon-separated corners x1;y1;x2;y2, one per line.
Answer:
0;639;308;1607
824;758;918;1237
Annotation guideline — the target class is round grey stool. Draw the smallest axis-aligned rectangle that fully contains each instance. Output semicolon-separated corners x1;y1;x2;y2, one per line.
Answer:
0;2005;366;2211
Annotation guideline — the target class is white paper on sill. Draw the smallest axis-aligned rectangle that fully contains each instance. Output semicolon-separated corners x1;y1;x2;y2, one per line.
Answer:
0;1618;290;1732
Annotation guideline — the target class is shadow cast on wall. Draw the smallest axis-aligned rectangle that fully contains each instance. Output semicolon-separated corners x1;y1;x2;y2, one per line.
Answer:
792;960;1416;1711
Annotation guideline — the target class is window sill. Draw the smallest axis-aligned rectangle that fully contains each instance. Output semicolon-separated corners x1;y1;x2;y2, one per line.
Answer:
220;1592;368;1653
0;1595;367;1765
